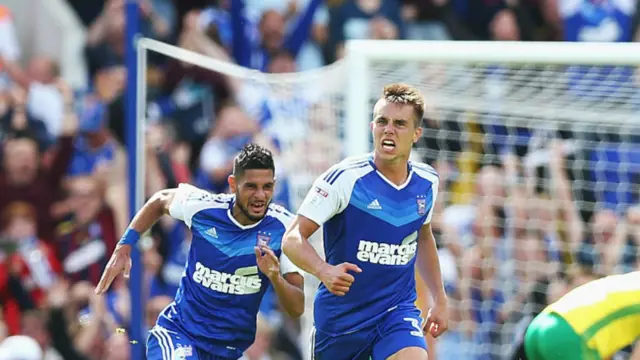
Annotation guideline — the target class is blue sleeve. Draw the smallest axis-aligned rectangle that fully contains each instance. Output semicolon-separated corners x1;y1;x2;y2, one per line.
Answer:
231;0;251;67
284;0;323;57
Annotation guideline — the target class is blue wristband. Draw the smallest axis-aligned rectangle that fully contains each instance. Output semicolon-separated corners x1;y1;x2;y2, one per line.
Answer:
118;228;141;246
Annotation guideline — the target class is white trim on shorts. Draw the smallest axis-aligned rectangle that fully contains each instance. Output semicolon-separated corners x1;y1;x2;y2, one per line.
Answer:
149;326;176;360
310;326;317;360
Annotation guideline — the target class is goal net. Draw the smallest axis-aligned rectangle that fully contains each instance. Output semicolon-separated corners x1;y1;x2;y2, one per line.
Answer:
136;38;640;359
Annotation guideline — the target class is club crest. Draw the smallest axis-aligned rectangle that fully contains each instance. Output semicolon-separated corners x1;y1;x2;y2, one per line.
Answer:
256;232;271;247
417;197;427;216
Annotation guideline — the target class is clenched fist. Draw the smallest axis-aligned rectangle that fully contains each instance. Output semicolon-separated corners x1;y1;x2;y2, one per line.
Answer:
318;262;362;296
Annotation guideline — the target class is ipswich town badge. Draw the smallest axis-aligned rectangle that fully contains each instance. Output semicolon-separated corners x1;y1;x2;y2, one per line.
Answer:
256;231;272;247
417;197;427;216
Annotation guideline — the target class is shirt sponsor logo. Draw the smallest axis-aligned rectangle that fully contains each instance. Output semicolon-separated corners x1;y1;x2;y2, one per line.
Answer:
356;232;418;266
192;262;262;295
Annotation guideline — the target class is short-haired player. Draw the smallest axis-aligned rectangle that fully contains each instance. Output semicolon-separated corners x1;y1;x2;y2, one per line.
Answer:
283;83;448;360
95;143;304;360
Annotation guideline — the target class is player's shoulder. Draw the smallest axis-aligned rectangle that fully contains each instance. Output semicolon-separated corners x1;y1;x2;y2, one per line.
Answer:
266;203;295;228
175;183;233;208
602;271;640;292
321;154;374;185
411;161;439;182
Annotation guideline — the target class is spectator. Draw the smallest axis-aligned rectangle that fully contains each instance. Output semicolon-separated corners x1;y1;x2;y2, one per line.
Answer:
0;55;66;139
0;202;62;336
400;0;451;40
85;0;170;80
21;310;64;360
329;0;405;60
54;175;117;286
0;81;78;243
231;0;324;71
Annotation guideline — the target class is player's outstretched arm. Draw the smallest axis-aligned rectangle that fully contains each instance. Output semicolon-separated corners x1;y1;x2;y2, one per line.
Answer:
417;222;449;338
95;188;176;294
283;216;361;296
255;245;305;318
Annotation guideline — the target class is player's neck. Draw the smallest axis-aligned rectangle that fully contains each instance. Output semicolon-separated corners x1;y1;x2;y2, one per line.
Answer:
373;154;409;186
231;205;257;226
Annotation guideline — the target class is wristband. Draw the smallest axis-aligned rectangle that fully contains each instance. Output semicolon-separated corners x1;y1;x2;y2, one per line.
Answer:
118;228;141;246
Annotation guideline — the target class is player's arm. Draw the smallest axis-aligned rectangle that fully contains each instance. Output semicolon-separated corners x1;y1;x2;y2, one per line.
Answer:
256;246;305;318
416;179;449;337
416;223;448;329
282;216;326;278
283;175;362;296
94;188;177;294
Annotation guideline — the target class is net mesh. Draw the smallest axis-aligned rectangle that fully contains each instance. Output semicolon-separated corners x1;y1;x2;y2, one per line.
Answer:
142;40;640;359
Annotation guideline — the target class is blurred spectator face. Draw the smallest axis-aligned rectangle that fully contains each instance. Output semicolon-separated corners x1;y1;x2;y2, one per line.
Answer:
95;66;126;102
370;17;399;40
3;138;39;186
268;53;296;74
591;209;617;243
67;176;105;226
260;10;285;53
21;311;50;350
211;105;259;139
490;10;520;41
357;0;382;12
27;56;57;84
476;166;505;202
1;202;37;241
627;206;640;235
229;169;275;222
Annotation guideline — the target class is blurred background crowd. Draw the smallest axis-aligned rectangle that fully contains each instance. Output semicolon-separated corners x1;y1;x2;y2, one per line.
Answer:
0;0;639;359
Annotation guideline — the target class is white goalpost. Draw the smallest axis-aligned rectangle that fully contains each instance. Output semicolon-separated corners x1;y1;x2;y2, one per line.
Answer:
135;37;640;359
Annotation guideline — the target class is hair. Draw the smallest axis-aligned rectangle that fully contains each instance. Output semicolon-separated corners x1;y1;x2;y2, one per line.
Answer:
233;143;275;178
381;83;425;126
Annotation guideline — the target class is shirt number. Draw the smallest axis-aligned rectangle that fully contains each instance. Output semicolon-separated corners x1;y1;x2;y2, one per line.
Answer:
404;317;424;337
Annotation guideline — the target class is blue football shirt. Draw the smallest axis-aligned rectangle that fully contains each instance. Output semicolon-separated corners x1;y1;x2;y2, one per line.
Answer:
156;184;301;358
297;154;439;335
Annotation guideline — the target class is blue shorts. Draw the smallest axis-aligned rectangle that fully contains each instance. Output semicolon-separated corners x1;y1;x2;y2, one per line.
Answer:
146;326;235;360
312;307;427;360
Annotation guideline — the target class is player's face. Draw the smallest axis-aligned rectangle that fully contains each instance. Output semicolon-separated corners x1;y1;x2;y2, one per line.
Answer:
370;101;422;163
229;169;275;223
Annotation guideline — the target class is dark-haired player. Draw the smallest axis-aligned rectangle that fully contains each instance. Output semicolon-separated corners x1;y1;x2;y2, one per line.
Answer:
95;144;305;360
284;83;448;360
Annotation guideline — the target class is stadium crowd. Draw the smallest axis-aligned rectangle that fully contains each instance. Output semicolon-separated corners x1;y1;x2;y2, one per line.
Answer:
0;0;639;359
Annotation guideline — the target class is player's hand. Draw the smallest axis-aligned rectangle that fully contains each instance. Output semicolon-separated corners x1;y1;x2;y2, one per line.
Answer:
318;262;362;296
255;245;280;281
95;244;132;295
424;299;449;338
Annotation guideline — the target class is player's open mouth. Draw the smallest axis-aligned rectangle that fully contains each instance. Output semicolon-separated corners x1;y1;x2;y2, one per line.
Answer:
250;203;265;212
382;140;396;152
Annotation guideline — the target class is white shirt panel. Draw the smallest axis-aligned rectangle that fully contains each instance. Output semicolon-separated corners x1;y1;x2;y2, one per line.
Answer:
297;156;373;226
168;183;228;228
